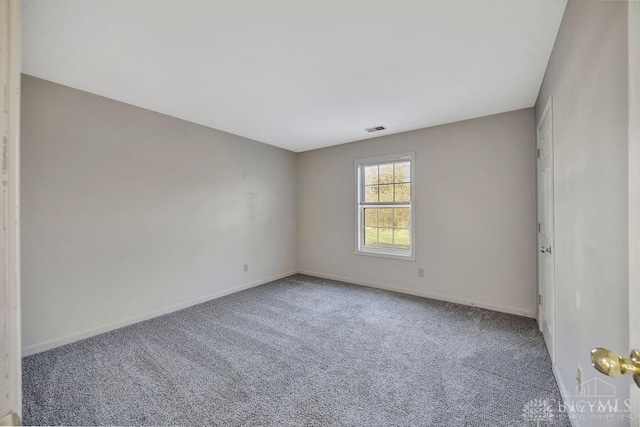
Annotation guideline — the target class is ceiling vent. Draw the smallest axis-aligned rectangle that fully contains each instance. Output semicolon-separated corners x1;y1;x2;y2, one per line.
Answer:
365;125;386;133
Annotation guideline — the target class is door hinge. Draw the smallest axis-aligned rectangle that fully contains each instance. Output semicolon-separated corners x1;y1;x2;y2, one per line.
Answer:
538;222;541;232
537;148;540;159
538;295;542;305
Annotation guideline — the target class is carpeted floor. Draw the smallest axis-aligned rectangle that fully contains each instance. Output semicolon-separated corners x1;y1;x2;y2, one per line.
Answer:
23;274;570;426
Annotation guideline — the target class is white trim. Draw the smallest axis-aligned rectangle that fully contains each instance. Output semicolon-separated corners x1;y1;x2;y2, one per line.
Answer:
23;269;540;357
628;4;640;426
355;246;414;261
0;0;21;420
22;270;298;357
538;96;553;134
354;152;415;166
354;152;416;261
299;270;537;318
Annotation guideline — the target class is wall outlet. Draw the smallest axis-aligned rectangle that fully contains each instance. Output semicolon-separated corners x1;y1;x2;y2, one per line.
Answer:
418;268;425;278
576;365;583;395
243;264;249;272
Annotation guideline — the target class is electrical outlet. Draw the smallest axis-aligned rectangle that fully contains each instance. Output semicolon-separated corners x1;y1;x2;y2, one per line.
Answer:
576;365;583;395
243;264;249;272
418;268;425;278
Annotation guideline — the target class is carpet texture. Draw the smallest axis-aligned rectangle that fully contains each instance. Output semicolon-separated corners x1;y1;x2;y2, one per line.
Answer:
23;274;569;426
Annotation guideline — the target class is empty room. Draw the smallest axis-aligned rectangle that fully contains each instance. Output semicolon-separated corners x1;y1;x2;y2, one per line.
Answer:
0;0;638;426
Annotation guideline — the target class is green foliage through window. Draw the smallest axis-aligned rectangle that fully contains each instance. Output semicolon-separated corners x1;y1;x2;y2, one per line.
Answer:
358;157;413;255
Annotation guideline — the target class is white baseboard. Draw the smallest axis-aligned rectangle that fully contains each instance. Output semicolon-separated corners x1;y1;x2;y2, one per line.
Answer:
24;269;536;356
298;270;537;318
22;270;298;357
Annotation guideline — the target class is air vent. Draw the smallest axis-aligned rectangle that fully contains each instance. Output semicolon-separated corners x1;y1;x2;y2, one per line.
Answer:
365;125;386;133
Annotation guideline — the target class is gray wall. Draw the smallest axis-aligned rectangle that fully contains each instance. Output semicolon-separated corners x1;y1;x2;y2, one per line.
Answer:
21;75;298;354
535;0;630;421
297;109;538;317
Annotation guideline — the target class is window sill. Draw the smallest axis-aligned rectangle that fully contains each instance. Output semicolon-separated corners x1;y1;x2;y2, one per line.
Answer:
356;248;415;261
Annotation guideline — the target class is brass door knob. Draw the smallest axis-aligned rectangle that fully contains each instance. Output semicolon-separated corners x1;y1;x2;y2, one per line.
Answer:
591;347;640;387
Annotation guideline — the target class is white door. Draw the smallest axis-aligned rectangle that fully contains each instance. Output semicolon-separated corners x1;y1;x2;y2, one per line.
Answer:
537;97;555;363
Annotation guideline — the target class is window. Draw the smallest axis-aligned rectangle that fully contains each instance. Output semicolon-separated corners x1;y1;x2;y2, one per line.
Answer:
356;153;415;260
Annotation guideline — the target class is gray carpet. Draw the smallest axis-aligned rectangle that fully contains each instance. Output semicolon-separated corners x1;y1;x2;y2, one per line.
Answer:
23;274;569;426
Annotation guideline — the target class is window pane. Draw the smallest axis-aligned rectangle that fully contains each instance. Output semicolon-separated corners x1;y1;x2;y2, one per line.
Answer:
379;208;393;228
364;165;378;185
379;184;393;202
379;228;393;247
365;227;378;246
393;208;410;228
379;163;394;184
394;161;410;183
364;185;378;202
357;156;413;257
364;208;378;227
395;183;411;202
394;229;410;249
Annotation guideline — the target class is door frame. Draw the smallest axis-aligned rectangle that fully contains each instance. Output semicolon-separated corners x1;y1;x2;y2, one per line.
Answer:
0;0;22;423
537;96;556;364
628;1;640;423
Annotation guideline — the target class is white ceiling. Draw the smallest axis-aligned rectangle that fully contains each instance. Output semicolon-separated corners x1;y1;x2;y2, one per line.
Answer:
22;0;567;152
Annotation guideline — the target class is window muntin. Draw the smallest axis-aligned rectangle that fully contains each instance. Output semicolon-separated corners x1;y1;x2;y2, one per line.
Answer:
356;153;414;259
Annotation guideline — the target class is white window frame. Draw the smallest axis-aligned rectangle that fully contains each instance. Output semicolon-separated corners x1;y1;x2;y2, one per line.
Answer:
355;152;415;261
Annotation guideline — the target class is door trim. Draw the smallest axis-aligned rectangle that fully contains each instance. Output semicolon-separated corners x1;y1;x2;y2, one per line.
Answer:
0;0;22;421
628;2;640;423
